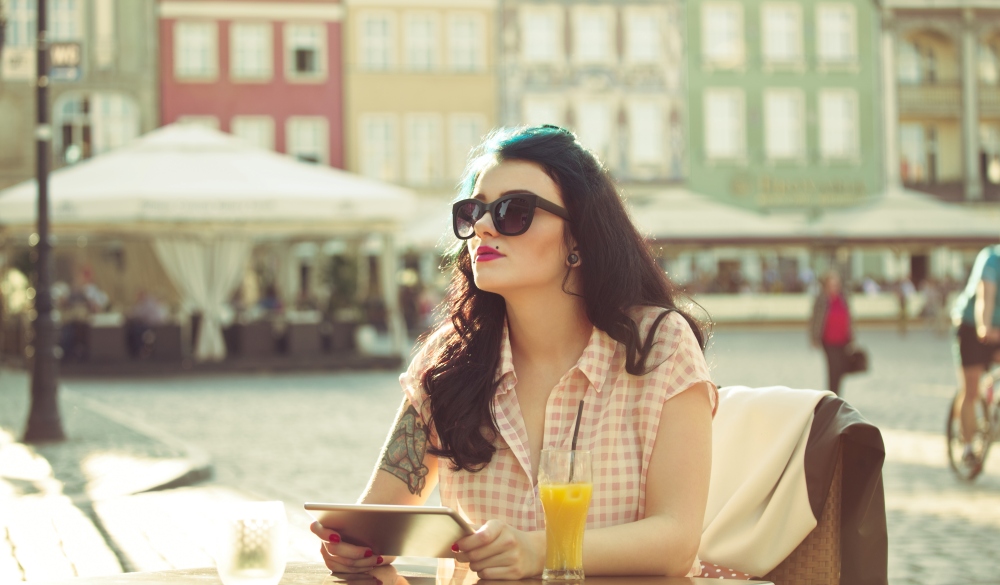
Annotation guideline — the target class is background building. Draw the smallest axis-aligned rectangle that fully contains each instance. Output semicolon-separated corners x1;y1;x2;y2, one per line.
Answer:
0;0;158;190
684;0;883;213
882;0;1000;203
158;0;345;167
499;0;687;185
343;0;497;190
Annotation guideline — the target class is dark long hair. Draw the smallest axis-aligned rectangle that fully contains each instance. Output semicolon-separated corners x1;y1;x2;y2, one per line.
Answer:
419;125;709;472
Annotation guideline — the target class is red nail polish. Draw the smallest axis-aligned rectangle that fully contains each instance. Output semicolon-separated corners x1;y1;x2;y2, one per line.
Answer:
377;556;384;565
451;543;460;552
328;534;340;543
364;549;373;558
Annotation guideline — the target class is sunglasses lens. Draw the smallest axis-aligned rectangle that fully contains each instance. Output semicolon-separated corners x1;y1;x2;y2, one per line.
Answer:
494;197;532;235
454;201;481;238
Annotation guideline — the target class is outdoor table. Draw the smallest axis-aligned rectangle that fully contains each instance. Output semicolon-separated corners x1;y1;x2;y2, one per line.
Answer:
32;561;774;585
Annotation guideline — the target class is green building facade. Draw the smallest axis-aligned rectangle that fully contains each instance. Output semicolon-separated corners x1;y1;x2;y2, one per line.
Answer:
684;0;883;212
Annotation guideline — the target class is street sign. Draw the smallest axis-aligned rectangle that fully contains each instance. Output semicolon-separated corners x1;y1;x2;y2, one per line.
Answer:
49;42;82;81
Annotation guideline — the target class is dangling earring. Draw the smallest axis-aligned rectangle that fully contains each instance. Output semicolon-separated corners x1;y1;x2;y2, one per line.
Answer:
567;253;580;266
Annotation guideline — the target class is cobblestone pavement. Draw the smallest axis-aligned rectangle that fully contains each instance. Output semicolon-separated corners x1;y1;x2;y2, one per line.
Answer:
6;325;1000;584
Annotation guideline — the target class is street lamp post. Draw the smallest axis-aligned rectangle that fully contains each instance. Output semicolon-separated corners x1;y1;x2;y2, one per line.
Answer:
23;0;65;443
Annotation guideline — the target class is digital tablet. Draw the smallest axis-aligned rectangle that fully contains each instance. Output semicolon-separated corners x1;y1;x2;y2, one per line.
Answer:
304;503;476;559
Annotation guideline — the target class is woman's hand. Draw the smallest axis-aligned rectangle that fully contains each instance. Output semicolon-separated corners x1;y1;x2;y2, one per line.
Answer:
453;520;545;580
309;521;393;573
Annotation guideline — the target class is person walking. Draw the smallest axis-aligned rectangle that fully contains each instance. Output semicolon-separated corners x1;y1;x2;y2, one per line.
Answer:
951;244;1000;467
810;271;854;396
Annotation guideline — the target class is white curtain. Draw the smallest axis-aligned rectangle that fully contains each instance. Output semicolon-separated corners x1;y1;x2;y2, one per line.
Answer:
153;237;252;362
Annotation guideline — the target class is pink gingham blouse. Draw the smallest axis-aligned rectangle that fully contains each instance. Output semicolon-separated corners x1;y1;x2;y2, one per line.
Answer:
400;307;718;577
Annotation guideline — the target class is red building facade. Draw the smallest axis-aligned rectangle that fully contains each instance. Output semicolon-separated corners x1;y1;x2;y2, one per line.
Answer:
159;0;344;167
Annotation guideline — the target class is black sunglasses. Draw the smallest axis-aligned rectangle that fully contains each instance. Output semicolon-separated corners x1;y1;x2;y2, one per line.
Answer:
452;193;570;239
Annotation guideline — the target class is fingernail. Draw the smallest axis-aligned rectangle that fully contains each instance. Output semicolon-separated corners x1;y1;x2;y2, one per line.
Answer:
451;543;460;552
328;534;340;543
364;549;373;558
376;555;384;565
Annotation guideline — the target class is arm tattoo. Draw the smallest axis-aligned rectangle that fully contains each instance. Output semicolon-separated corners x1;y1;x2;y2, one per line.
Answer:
379;404;431;496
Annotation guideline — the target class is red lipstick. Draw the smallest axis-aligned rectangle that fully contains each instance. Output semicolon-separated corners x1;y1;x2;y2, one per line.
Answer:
475;246;505;263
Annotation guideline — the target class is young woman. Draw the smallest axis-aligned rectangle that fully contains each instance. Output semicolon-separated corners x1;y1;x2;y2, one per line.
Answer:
311;125;719;578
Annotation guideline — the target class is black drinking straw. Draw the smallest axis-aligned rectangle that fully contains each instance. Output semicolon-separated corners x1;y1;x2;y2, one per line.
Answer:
568;400;585;482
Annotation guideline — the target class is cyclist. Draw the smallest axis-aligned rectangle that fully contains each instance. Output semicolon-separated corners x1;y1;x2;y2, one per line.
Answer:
952;244;1000;467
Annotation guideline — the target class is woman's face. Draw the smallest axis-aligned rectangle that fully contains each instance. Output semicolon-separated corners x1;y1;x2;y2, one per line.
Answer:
465;159;573;295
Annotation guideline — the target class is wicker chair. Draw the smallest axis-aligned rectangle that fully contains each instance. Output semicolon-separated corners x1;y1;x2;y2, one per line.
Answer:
702;388;887;585
765;395;887;585
764;452;842;584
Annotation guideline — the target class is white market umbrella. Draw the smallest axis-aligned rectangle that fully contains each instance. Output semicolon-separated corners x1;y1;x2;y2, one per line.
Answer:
629;188;807;244
806;188;1000;244
0;123;416;233
0;123;418;362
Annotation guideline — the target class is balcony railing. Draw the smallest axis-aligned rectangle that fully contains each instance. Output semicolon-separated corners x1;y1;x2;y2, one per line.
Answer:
898;84;961;117
980;86;1000;117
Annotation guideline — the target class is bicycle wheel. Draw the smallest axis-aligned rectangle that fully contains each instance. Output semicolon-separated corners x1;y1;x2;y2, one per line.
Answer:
946;391;991;481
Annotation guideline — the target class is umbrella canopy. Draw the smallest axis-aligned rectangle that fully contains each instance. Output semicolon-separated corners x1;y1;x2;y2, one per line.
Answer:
806;188;1000;244
0;123;417;235
630;187;998;246
629;188;807;245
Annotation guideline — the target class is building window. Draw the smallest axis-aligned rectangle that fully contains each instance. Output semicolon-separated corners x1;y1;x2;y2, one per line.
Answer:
764;89;805;161
702;2;743;69
448;113;486;179
285;23;326;80
522;6;562;64
980;123;1000;184
761;3;802;66
404;12;440;72
704;89;745;160
522;96;564;126
624;9;660;64
575;100;613;163
573;7;613;65
979;42;1000;86
5;0;37;47
360;115;398;181
286;117;328;164
94;0;115;69
448;13;486;72
819;90;859;160
231;116;275;150
816;4;856;65
49;0;82;40
629;102;663;164
54;92;139;165
899;124;930;183
231;22;273;80
405;114;444;185
359;12;395;71
897;40;922;84
174;21;218;79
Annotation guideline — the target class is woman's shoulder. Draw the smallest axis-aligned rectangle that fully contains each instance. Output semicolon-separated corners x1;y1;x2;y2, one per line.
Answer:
625;305;697;352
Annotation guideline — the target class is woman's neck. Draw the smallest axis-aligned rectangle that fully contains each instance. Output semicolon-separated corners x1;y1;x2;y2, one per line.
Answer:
504;287;592;373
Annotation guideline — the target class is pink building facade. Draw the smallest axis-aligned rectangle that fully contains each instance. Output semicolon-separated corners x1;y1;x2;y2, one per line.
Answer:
159;0;344;167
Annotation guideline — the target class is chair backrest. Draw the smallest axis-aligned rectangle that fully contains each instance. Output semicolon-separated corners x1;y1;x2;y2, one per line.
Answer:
764;450;842;585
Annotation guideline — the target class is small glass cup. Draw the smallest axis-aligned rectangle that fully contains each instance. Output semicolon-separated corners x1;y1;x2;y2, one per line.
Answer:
215;501;288;585
538;450;592;581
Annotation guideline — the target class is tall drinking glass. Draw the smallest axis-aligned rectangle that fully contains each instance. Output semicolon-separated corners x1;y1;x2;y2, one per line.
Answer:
216;501;288;585
538;449;592;581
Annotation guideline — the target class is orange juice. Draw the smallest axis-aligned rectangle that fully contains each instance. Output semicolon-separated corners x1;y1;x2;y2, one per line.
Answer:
539;482;592;577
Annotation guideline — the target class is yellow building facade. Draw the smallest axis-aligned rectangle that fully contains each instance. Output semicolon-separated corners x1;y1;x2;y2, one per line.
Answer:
343;0;498;195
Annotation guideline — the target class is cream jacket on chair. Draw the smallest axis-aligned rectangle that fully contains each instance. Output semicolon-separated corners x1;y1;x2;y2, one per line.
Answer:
699;385;834;576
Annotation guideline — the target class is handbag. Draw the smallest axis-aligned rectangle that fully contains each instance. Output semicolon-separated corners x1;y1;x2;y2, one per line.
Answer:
844;342;869;374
